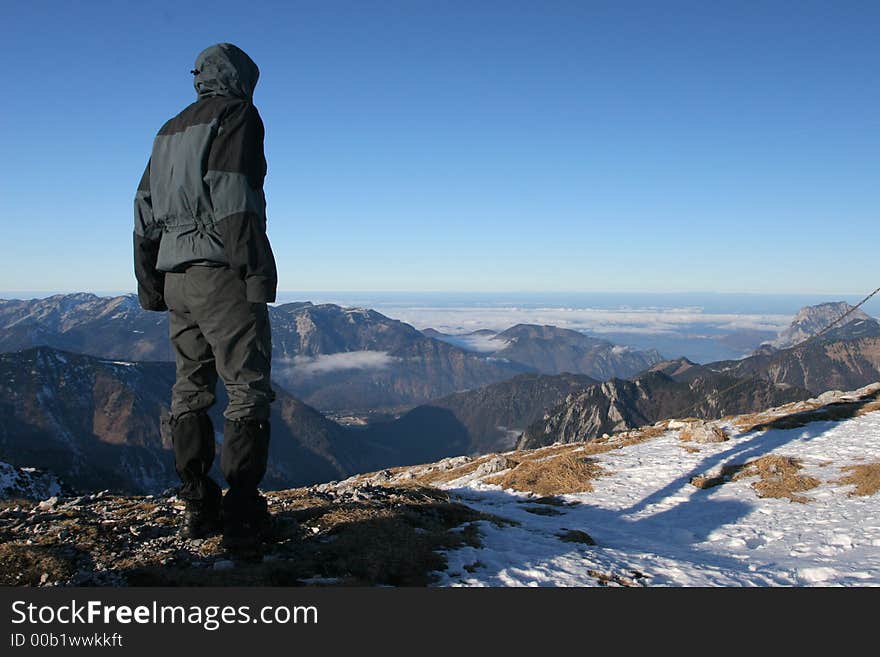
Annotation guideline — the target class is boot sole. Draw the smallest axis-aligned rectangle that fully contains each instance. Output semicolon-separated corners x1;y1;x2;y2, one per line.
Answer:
180;519;223;540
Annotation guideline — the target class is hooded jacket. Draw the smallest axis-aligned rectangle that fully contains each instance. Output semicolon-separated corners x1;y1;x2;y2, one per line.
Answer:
134;43;277;311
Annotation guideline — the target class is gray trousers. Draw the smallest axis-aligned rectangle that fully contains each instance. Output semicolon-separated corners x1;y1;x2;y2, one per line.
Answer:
164;264;275;421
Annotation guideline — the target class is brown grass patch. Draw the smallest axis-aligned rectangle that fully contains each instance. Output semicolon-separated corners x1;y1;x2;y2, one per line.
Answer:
733;455;820;502
474;421;671;495
691;454;820;503
733;403;819;433
514;443;589;462
386;420;671;492
485;453;606;496
836;463;880;497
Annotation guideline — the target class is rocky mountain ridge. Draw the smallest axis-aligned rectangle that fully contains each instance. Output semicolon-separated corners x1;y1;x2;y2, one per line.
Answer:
517;368;810;449
770;301;873;348
427;323;662;380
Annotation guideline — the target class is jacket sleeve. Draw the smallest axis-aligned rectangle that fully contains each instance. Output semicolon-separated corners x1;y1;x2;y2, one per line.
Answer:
133;159;167;312
206;102;278;303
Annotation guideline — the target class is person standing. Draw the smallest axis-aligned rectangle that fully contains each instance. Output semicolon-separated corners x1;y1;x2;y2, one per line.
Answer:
133;43;278;549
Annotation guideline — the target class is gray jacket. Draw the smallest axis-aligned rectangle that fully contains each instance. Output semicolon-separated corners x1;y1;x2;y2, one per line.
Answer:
133;43;277;311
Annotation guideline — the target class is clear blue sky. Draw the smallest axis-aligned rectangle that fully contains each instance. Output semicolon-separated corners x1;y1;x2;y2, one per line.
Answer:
1;0;877;294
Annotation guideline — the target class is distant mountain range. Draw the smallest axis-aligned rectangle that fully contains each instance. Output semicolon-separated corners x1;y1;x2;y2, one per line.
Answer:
3;298;880;495
0;293;173;361
0;294;660;413
425;324;662;379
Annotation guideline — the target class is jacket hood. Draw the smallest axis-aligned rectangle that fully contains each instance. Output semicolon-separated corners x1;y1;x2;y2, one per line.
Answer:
192;43;259;100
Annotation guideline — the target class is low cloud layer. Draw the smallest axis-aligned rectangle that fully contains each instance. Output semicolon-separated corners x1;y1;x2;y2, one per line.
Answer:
380;306;793;338
432;333;507;353
283;351;399;376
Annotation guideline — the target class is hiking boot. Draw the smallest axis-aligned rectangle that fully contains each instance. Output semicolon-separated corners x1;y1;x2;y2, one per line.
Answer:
180;497;222;539
221;491;274;551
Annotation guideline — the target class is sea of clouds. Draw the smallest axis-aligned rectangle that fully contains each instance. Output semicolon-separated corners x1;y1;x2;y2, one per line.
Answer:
377;305;792;337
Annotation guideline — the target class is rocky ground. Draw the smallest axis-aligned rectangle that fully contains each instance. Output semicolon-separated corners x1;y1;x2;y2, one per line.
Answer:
0;482;511;587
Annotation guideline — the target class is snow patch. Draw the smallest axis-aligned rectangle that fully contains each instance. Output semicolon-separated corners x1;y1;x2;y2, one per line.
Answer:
434;409;880;587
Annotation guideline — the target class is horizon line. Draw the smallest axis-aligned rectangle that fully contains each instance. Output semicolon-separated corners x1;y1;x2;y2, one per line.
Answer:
0;289;873;298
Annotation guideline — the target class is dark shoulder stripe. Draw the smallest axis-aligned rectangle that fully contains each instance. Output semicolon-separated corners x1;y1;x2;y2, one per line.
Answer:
157;97;240;137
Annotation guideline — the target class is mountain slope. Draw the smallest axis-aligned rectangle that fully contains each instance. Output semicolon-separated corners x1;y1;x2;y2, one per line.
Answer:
359;372;599;458
712;334;880;395
492;324;662;378
517;370;810;449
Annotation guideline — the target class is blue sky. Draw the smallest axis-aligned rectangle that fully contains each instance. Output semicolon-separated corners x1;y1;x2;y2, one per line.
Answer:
1;0;877;294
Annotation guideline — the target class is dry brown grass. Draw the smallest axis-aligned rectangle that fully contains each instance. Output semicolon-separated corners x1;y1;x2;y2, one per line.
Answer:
734;455;820;502
836;463;880;497
514;442;591;462
355;419;672;493
448;421;673;496
0;543;77;586
485;453;606;495
691;454;820;503
502;423;667;465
